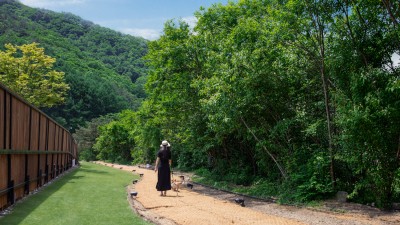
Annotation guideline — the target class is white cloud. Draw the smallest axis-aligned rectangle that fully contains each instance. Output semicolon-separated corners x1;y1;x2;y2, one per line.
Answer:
121;28;161;41
392;52;400;68
20;0;86;8
182;16;198;29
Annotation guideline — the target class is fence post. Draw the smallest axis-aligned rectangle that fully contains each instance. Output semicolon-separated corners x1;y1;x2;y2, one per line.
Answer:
7;180;14;205
7;150;13;205
52;163;55;179
24;153;29;195
24;175;30;195
37;169;42;187
45;164;49;183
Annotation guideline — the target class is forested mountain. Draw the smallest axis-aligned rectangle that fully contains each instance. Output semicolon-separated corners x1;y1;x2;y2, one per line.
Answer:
0;0;148;131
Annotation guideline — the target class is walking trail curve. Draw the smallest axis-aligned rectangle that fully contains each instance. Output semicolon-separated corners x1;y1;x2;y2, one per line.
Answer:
94;162;400;225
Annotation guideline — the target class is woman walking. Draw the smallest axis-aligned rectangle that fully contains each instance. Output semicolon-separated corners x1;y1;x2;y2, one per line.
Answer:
154;140;172;196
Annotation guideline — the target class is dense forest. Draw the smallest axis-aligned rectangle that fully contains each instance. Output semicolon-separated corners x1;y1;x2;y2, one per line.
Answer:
1;0;400;209
92;0;399;208
0;0;148;131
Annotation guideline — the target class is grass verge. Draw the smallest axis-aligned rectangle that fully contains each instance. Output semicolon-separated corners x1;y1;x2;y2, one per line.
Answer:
192;168;278;200
0;161;151;225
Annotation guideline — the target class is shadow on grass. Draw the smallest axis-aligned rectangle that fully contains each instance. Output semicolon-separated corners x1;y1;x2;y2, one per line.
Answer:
0;166;83;225
78;167;109;174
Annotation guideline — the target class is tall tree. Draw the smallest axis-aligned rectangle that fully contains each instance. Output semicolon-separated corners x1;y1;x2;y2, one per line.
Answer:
284;0;337;186
0;42;69;107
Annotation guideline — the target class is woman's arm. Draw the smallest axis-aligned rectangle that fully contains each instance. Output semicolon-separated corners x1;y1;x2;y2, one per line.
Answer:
154;157;160;172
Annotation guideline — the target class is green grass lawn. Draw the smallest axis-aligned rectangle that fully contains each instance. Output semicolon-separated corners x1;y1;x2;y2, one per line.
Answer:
0;161;152;225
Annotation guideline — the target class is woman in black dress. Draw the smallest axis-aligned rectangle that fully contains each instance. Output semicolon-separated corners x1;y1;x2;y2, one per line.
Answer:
154;140;172;196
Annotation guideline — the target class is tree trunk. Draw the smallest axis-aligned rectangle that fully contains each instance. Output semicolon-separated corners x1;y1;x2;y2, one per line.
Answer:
397;135;400;162
342;0;369;67
310;1;336;187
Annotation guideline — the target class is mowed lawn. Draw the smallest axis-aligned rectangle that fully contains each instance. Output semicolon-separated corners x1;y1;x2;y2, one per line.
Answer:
0;161;151;225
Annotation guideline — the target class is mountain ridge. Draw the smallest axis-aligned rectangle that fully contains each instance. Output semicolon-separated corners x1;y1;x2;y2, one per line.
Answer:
0;0;149;131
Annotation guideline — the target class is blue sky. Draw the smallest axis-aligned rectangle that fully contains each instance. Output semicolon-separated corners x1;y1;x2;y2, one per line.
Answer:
15;0;400;67
20;0;231;40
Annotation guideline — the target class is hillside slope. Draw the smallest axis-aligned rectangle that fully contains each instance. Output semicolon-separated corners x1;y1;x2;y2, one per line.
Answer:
0;0;148;131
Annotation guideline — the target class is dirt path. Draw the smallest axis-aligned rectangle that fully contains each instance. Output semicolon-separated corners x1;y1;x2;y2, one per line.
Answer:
95;162;400;225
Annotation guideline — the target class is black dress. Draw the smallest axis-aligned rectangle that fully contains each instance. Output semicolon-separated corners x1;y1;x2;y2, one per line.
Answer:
156;146;171;191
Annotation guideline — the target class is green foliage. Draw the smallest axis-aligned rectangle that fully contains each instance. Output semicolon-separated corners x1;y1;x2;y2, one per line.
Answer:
0;42;69;107
94;111;136;164
193;169;278;199
292;152;334;202
234;178;279;199
335;68;400;208
73;114;117;161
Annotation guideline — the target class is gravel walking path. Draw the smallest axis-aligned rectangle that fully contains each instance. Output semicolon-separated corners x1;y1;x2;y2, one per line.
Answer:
96;162;400;225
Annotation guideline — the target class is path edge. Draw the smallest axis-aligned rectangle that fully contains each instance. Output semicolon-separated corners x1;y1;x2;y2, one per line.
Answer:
126;185;177;225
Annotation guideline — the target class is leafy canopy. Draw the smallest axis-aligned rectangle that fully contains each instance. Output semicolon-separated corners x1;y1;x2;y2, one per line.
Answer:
0;42;69;107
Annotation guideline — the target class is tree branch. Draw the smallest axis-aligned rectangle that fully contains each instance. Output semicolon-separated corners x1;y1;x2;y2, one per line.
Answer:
381;0;399;27
240;116;287;179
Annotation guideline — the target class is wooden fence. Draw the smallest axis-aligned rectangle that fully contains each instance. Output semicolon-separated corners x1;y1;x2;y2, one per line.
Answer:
0;83;78;210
